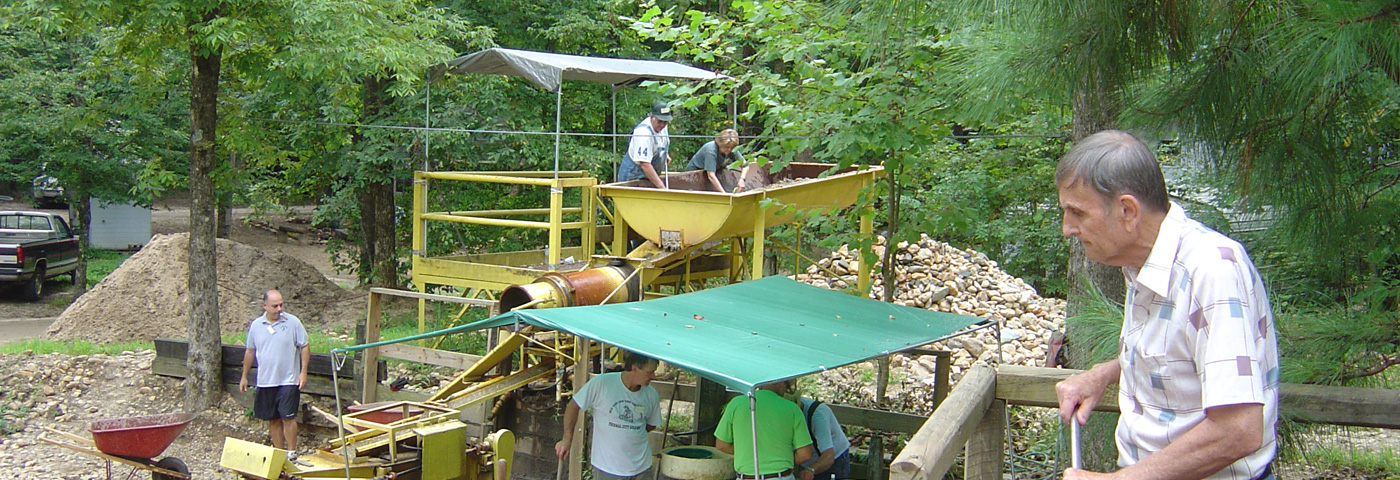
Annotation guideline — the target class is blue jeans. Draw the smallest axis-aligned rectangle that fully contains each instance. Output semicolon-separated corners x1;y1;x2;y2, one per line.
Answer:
618;155;643;182
815;451;852;480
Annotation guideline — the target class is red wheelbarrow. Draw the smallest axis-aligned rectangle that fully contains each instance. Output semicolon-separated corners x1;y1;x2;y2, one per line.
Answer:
39;412;196;480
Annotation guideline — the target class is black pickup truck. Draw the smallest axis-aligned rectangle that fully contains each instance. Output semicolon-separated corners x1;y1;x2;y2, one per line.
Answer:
0;211;80;300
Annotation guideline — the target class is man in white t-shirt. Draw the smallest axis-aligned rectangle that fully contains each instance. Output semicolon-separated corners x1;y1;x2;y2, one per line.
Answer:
617;100;673;189
1053;130;1278;480
555;352;662;480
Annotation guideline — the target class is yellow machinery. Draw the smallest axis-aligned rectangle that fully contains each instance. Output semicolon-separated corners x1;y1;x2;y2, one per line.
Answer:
271;161;882;480
411;163;883;314
220;408;515;480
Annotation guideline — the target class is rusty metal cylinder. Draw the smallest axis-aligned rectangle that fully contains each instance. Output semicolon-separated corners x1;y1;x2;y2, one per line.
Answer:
499;263;639;312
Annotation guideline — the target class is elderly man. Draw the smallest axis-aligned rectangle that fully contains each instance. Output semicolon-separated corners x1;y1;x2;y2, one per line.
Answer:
555;351;662;480
1054;130;1279;480
716;379;813;480
239;289;310;461
618;100;674;189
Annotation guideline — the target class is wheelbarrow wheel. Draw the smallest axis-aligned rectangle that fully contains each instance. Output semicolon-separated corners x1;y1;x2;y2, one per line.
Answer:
152;456;189;480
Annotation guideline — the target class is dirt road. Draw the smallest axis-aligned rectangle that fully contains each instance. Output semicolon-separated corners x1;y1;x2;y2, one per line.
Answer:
0;317;55;343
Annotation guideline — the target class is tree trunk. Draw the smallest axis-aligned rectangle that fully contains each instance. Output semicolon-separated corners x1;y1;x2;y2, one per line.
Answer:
216;152;238;239
875;154;902;403
185;37;224;412
357;74;397;288
1066;69;1127;330
70;193;90;299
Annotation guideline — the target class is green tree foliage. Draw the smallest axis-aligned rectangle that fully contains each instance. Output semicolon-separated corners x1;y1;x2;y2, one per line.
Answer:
632;0;952;287
0;27;183;205
632;1;1084;302
7;0;484;409
948;0;1400;382
0;26;187;300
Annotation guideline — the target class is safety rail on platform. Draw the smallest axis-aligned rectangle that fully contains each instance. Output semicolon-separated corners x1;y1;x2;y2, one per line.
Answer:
411;170;601;292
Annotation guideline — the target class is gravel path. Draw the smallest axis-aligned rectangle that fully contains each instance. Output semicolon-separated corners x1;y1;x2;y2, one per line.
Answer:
0;350;338;480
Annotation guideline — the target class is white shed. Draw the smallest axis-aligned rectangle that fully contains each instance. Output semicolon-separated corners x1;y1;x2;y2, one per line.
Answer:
88;199;152;250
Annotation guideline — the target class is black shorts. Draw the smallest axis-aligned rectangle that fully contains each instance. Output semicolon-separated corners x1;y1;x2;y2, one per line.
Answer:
253;385;300;420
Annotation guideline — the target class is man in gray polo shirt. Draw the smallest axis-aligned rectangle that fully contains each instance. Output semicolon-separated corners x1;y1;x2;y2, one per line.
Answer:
239;289;310;460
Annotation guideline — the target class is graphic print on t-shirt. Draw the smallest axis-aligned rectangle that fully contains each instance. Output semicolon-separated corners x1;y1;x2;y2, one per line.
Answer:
608;400;647;429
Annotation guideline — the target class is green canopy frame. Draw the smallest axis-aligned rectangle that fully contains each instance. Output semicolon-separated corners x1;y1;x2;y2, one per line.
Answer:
335;276;988;477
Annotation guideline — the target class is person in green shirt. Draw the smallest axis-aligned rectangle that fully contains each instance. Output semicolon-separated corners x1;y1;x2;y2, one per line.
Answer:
686;129;754;193
715;379;813;480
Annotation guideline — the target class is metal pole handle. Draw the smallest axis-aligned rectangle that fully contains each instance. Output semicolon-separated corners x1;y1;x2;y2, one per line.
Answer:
1070;419;1083;470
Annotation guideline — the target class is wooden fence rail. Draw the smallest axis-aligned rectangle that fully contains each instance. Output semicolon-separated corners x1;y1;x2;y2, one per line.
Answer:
894;365;1400;480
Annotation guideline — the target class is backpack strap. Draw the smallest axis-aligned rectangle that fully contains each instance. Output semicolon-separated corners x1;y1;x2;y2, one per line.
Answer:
804;399;823;451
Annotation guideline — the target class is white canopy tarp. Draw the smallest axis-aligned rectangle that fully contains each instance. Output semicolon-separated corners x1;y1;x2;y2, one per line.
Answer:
443;48;727;92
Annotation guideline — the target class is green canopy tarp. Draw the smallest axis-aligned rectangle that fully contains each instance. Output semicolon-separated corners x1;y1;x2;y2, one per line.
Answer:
436;276;986;395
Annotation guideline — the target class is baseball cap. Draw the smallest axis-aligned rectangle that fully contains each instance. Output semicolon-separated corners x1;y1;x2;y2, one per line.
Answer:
651;100;674;122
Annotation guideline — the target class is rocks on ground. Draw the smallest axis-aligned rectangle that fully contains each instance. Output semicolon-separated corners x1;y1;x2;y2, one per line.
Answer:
0;350;247;479
793;233;1067;416
45;233;364;344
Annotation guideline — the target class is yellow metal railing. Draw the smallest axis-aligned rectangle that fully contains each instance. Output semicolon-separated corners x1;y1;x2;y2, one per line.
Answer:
412;170;598;271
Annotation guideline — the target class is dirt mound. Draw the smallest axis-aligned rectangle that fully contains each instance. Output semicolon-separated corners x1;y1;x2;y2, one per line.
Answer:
46;233;364;343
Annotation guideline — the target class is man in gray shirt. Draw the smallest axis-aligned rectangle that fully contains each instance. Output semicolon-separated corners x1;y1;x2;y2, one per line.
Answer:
239;289;310;460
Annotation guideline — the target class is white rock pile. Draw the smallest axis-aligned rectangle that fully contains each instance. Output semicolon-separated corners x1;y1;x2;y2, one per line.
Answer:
794;234;1067;415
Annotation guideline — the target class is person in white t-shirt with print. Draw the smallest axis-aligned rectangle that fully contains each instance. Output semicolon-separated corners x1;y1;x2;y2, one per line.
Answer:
555;351;662;480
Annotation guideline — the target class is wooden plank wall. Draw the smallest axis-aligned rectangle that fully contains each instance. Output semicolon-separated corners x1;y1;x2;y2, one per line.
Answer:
151;338;384;397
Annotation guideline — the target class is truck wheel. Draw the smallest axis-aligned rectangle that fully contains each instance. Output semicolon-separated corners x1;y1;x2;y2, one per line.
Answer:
22;266;43;301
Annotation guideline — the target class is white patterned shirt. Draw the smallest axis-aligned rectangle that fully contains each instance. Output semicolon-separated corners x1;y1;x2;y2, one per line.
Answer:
1118;203;1278;480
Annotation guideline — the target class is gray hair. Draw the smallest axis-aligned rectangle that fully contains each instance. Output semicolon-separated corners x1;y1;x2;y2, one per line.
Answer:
1054;130;1169;213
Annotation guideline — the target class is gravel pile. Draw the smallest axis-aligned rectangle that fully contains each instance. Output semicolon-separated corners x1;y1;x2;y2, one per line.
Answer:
0;350;345;480
0;350;252;479
794;234;1067;415
46;233;364;344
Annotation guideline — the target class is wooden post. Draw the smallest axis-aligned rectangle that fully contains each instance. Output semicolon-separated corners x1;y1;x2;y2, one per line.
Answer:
964;399;1005;480
889;364;996;480
933;351;951;408
569;337;592;480
361;290;382;404
867;436;884;480
695;377;727;447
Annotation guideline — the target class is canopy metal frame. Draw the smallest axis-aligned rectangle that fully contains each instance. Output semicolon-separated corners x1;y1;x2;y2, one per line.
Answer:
424;47;735;184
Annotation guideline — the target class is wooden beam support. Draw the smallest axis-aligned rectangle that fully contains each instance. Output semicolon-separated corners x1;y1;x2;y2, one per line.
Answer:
964;399;1005;480
368;286;498;307
889;364;996;480
694;377;726;447
363;291;382;403
997;365;1400;429
379;344;483;370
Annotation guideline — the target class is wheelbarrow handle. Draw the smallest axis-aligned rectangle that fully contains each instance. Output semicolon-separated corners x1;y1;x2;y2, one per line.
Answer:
1071;420;1083;470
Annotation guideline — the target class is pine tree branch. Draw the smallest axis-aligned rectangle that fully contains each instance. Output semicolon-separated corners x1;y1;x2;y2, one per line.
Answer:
1366;40;1400;86
1338;5;1400;27
1337;352;1400;382
1362;169;1400;208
